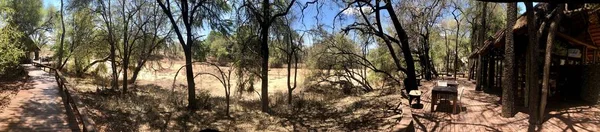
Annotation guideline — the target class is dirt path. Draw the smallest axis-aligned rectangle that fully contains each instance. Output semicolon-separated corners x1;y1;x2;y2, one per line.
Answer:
0;64;75;131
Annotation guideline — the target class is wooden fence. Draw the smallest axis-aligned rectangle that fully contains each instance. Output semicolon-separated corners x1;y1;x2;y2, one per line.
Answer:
32;62;96;132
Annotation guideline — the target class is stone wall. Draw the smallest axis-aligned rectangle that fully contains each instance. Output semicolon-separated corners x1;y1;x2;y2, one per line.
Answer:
581;65;600;104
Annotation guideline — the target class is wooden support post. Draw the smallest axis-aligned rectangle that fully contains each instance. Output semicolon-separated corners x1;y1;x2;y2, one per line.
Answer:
476;55;485;91
488;54;496;93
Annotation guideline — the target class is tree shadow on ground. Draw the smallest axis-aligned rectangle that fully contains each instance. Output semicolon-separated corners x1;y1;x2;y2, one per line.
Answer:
3;98;74;131
72;76;411;131
537;100;600;132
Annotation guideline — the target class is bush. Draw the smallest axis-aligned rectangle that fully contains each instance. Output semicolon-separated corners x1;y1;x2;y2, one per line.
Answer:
0;27;25;76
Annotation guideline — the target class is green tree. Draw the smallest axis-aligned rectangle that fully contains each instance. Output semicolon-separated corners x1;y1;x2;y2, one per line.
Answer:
157;0;231;110
0;27;24;76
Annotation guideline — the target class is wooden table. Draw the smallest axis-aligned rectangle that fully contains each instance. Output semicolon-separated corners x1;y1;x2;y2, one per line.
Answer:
431;86;458;113
447;81;459;88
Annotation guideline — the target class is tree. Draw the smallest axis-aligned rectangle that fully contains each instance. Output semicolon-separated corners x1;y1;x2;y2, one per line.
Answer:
130;1;171;84
502;2;517;118
475;1;488;91
540;3;564;124
96;0;119;90
0;27;24;76
119;0;147;93
241;0;296;112
525;2;540;128
157;0;231;110
340;0;419;94
398;0;445;80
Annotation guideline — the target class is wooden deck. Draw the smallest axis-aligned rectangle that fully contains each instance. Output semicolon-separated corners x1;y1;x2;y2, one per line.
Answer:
0;64;77;131
412;78;600;132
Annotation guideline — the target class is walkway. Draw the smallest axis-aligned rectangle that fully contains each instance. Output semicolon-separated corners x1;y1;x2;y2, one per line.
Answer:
412;78;600;132
0;64;75;131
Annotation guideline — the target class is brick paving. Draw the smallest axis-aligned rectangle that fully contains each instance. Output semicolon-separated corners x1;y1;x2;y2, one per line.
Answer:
412;78;600;132
0;65;76;131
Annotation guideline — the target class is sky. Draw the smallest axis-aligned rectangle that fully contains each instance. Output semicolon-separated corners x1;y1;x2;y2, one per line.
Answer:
41;0;529;46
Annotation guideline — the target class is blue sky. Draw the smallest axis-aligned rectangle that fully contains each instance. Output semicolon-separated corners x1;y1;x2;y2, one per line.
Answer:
42;0;529;45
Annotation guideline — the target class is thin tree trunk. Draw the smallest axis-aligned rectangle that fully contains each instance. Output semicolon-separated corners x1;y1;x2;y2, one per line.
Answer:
58;0;65;70
260;0;270;111
445;31;450;75
454;12;461;80
502;2;517;117
540;4;564;123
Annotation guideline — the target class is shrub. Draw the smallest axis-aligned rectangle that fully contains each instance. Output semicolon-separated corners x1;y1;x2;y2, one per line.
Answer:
0;27;25;76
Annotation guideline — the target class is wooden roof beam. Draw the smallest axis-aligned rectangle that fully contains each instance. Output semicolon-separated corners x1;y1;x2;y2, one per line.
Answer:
556;32;598;49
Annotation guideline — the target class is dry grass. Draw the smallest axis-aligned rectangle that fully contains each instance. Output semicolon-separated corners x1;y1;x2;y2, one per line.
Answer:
65;60;408;131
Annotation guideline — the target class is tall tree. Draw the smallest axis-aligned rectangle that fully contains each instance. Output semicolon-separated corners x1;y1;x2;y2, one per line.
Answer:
97;0;119;90
242;0;296;112
119;0;147;93
157;0;230;110
475;1;488;91
399;0;445;80
540;4;564;124
525;2;540;128
130;2;170;84
502;2;517;118
340;0;419;94
58;0;66;70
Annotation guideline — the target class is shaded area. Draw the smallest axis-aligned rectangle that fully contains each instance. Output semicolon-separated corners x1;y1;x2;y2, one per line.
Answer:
0;65;74;131
412;78;600;132
71;73;409;131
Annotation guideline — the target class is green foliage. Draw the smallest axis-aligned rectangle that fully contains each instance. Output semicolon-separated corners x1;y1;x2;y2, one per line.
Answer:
231;24;262;93
0;0;42;34
201;31;233;64
307;31;359;70
0;27;25;75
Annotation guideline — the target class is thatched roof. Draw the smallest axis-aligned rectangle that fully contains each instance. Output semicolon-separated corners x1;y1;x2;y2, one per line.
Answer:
469;3;600;58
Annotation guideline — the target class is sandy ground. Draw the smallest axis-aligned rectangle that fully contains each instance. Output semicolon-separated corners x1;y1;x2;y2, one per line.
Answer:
130;59;312;99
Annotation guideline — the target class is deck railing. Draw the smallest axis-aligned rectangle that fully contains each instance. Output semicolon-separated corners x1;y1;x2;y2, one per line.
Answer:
32;62;96;132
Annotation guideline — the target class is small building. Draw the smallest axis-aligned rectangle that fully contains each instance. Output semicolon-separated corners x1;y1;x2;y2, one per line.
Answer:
469;3;600;104
20;36;40;63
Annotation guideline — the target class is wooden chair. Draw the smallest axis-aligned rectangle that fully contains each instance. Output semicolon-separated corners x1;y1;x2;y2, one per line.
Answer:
454;87;466;114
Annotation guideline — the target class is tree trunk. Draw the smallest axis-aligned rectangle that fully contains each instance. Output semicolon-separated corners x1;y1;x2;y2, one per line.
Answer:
130;59;147;84
260;0;270;111
384;2;418;92
454;20;460;80
540;4;564;123
525;2;541;127
123;52;128;93
58;0;65;70
445;31;450;76
502;2;517;118
184;46;197;110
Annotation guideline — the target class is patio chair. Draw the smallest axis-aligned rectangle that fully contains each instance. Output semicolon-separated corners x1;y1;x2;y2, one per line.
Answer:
435;81;448;101
454;87;466;114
